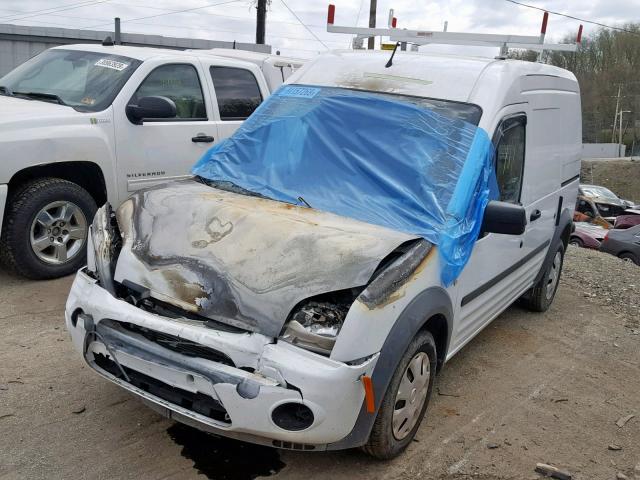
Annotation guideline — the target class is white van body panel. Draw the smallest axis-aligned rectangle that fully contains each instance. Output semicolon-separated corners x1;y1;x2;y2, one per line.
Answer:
65;49;581;450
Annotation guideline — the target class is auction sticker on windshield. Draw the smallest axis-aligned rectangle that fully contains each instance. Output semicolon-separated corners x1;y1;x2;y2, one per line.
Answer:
94;58;129;71
278;86;320;98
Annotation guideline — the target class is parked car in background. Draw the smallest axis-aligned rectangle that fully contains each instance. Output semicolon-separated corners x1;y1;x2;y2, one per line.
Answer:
574;196;612;229
600;225;640;265
614;214;640;230
579;184;635;220
0;43;304;279
570;222;607;249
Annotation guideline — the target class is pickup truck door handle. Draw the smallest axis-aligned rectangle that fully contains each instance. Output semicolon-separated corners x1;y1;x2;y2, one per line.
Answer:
191;134;215;143
529;209;542;221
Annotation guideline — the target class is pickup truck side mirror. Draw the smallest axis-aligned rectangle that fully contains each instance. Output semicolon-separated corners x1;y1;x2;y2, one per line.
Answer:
126;96;177;124
481;200;527;235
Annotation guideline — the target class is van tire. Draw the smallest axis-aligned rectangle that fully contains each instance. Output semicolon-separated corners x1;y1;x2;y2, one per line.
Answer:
362;331;437;460
0;178;96;279
521;243;564;312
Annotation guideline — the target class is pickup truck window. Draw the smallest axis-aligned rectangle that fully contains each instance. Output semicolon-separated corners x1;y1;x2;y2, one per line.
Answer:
0;49;140;112
210;66;262;120
494;116;526;203
131;64;207;121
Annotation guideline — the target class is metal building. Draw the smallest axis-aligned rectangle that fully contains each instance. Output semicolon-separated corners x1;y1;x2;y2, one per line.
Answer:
0;23;271;76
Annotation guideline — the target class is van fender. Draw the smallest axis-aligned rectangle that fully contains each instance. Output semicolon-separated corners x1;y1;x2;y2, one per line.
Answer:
532;203;573;286
326;287;453;450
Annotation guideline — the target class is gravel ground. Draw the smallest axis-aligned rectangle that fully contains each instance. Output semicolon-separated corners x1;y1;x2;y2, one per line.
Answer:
0;246;639;480
563;245;640;326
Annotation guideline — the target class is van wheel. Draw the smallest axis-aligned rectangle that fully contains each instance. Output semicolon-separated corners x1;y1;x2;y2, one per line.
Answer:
362;331;437;460
0;178;96;279
521;243;564;312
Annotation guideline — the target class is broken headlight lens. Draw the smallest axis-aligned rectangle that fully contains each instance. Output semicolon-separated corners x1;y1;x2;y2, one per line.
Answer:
280;301;349;356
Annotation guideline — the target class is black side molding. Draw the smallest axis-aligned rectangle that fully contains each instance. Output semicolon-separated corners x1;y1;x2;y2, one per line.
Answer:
561;174;580;188
461;239;551;307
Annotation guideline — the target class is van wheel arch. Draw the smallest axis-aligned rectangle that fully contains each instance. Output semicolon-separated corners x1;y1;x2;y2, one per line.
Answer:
326;288;453;451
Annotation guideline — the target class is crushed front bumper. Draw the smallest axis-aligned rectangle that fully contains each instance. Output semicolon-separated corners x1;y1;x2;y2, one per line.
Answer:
65;269;377;450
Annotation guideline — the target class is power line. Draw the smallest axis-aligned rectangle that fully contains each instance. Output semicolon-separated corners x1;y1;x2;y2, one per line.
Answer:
504;0;640;36
279;0;329;50
0;0;112;22
83;0;243;29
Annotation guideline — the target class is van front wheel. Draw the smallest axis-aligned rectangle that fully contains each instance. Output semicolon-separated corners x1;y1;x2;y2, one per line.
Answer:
521;243;564;312
362;331;437;460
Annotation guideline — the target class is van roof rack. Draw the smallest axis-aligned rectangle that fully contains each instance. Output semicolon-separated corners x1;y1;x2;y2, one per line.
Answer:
326;4;583;56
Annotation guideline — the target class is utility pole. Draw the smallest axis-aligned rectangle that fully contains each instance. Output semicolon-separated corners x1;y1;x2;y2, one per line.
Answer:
114;17;121;45
612;84;621;143
367;0;377;50
256;0;267;45
619;110;631;157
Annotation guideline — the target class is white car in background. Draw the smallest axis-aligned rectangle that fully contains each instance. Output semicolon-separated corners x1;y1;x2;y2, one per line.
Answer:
0;43;303;279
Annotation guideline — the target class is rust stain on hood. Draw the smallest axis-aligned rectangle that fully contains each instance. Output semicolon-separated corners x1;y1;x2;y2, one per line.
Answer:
113;179;417;337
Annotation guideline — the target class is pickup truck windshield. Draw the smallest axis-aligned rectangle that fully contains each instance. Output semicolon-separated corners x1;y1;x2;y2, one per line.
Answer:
0;49;141;112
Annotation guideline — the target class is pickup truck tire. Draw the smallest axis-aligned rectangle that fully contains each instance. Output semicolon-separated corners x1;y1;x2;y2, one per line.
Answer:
362;331;436;459
521;243;565;312
0;178;97;279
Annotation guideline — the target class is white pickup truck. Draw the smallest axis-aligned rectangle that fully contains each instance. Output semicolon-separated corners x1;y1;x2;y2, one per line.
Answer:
0;44;303;279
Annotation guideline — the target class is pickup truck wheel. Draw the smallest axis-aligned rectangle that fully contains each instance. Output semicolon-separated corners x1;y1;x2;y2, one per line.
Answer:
362;331;436;460
521;243;564;312
0;178;97;279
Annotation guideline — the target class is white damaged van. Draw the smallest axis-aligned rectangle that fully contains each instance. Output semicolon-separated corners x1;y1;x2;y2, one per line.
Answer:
65;49;581;459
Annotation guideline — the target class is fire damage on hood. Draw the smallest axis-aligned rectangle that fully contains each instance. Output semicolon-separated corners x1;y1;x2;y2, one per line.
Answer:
95;179;432;346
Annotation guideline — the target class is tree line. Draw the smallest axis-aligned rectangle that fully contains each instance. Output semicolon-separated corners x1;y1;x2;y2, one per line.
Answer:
510;24;640;154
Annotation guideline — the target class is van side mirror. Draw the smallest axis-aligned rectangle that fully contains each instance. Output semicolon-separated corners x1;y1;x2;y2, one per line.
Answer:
481;200;527;235
126;96;176;124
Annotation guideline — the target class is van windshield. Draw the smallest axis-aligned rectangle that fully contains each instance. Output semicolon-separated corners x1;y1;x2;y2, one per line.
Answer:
354;89;483;125
0;49;141;112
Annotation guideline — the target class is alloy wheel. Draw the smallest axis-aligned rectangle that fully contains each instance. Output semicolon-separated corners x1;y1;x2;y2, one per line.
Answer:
29;201;87;265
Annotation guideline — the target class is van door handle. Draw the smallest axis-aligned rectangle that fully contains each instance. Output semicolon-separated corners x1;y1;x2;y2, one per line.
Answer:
192;134;215;143
529;209;542;221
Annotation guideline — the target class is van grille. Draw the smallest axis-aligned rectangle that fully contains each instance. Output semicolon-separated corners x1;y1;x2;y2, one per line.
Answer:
120;322;235;367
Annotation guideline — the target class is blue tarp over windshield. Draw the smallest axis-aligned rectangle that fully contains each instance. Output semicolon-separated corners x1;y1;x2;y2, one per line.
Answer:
193;85;498;285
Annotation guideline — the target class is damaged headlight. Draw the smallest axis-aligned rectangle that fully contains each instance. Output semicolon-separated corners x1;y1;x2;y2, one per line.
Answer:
280;300;350;356
88;203;120;295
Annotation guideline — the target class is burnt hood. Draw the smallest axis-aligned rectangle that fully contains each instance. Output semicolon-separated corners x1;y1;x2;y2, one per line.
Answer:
113;179;418;337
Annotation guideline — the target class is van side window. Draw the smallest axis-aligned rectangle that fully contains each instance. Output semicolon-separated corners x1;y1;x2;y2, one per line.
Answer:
130;64;207;120
494;116;526;203
210;66;263;120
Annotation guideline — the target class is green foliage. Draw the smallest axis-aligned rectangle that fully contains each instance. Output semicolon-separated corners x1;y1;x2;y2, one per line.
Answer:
509;25;640;150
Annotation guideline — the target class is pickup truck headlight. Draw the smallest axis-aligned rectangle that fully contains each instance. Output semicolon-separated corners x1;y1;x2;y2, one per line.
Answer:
280;301;349;355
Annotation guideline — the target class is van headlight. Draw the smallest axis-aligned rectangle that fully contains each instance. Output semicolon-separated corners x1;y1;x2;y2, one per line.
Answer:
280;301;349;355
89;203;119;295
86;225;97;273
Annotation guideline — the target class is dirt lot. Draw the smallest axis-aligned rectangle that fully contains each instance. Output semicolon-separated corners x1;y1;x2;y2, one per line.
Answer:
1;247;639;480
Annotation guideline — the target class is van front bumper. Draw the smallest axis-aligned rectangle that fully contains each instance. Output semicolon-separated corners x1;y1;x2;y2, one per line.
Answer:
65;269;377;450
